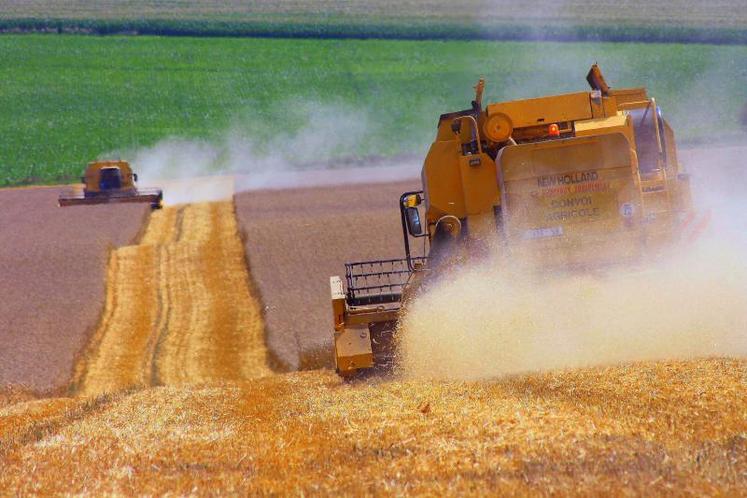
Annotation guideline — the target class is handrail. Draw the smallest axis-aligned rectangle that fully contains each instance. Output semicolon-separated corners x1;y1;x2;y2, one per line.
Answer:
452;115;484;155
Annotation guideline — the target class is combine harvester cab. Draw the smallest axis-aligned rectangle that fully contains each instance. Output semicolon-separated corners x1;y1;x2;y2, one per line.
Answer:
59;160;163;209
330;64;697;378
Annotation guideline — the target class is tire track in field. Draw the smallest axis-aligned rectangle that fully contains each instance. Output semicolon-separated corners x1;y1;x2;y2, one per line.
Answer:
73;202;270;398
147;207;186;386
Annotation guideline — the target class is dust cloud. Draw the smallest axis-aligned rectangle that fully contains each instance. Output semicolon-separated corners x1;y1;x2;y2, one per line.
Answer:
105;101;419;205
398;36;747;380
399;149;747;380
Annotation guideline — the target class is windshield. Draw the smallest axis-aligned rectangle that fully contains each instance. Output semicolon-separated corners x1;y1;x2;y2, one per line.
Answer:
99;167;122;190
629;105;665;175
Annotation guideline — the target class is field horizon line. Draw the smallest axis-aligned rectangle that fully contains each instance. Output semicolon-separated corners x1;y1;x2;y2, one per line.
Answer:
2;17;746;46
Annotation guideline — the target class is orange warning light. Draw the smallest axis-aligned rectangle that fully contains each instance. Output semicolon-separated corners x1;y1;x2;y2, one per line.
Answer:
548;123;560;137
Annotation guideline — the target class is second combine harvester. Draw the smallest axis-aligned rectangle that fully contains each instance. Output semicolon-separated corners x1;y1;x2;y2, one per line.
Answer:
58;160;163;209
330;65;699;378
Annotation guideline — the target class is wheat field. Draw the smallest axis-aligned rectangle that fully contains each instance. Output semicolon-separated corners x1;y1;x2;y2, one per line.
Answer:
1;198;745;495
1;360;746;494
71;202;270;397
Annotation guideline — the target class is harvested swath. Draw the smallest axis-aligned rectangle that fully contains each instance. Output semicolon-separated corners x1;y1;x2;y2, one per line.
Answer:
0;187;149;392
71;244;158;396
73;202;270;397
0;359;744;494
152;203;270;384
234;180;419;370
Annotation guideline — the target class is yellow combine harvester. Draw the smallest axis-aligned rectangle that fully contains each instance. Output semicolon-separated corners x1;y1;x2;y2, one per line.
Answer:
330;64;697;378
59;160;163;209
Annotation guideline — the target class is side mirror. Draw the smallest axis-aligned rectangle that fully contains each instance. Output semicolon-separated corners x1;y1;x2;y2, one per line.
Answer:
133;173;138;182
405;207;423;236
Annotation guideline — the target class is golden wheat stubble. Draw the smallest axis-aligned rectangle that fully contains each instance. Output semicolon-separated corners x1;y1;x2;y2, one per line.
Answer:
74;202;269;397
156;203;270;383
75;243;158;397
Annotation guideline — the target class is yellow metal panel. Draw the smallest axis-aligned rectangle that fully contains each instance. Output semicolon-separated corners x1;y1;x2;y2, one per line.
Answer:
330;276;346;331
458;153;500;215
498;134;643;266
575;113;634;143
486;92;592;129
604;97;618;116
609;87;649;106
334;325;373;372
500;134;632;180
423;140;466;220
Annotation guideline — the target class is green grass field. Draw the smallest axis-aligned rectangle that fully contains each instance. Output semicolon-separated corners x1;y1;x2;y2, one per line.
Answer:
1;34;746;185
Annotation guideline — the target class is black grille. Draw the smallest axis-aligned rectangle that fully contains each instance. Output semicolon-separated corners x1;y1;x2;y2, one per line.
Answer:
345;257;426;307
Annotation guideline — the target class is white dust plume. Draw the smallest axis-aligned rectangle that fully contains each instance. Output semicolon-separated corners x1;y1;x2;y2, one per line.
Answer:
399;147;747;381
105;101;419;205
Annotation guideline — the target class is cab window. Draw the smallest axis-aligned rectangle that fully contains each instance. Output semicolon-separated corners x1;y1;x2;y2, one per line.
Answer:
99;167;122;190
629;106;666;174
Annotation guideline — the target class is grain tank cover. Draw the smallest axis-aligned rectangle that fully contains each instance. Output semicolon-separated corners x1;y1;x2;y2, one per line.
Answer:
498;133;643;266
